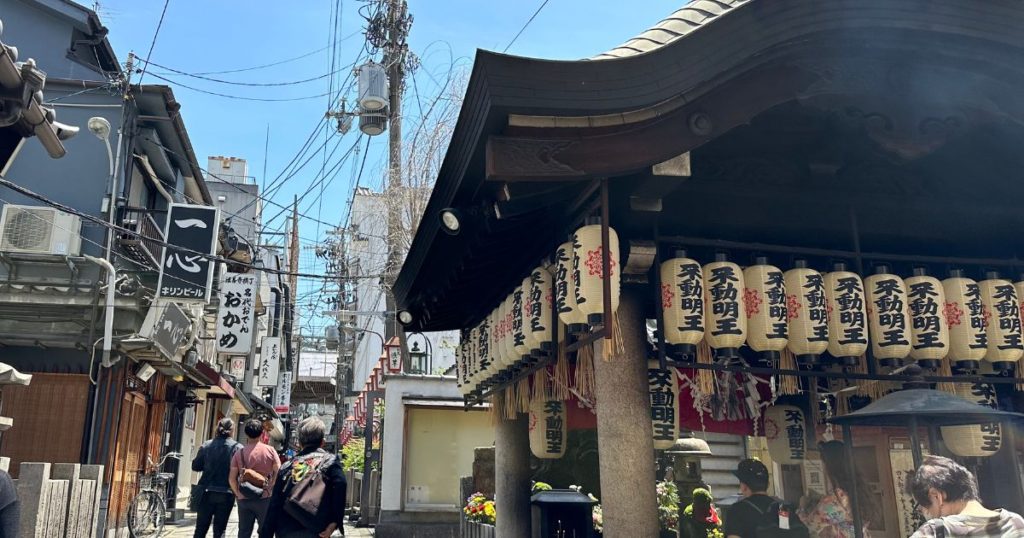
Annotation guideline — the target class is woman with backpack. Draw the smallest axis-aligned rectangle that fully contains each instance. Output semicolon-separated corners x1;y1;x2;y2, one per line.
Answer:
259;417;347;538
797;441;877;537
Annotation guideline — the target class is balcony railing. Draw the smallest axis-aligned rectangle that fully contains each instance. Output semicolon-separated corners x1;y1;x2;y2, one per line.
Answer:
118;207;164;269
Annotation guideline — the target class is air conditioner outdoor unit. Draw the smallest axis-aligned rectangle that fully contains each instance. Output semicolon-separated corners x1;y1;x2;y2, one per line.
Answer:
0;204;82;256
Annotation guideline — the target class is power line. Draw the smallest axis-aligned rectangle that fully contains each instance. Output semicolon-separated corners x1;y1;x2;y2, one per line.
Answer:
144;72;333;102
184;45;333;75
139;58;349;87
502;0;552;53
0;177;384;281
137;0;172;84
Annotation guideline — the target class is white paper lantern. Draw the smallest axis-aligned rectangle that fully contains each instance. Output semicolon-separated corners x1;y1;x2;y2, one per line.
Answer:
823;263;868;366
572;219;621;326
702;255;747;359
905;269;950;369
743;259;788;360
980;272;1023;370
455;330;465;394
511;283;531;362
785;261;829;364
498;297;514;371
764;405;807;465
943;270;987;370
460;328;473;396
475;318;490;390
554;240;588;334
866;266;912;367
660;252;705;359
647;361;679;450
941;382;1001;457
521;276;542;356
528;399;567;459
528;267;555;353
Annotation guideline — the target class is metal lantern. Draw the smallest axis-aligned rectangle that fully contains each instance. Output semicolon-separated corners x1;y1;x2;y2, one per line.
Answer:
572;218;621;327
905;268;950;369
660;251;705;360
647;361;679;450
528;266;555;353
941;382;1002;458
979;271;1023;370
785;260;829;364
555;239;588;335
512;283;531;363
763;405;807;465
942;269;987;370
823;263;868;366
743;258;788;360
528;399;567;459
866;265;911;367
702;254;746;360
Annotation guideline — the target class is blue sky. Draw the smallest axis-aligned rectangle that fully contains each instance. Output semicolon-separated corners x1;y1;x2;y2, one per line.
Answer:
94;0;680;329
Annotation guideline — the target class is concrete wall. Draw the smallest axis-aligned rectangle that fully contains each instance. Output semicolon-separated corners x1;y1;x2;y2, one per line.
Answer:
207;180;260;248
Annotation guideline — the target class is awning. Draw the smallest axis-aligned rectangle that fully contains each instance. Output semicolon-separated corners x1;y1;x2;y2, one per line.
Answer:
231;389;254;416
248;393;281;420
195;361;233;398
402;397;490;409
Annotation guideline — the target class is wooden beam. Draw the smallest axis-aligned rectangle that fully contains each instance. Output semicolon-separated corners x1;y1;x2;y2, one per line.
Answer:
485;65;820;182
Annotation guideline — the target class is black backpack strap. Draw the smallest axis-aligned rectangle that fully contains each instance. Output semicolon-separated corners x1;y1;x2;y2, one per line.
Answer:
931;521;947;538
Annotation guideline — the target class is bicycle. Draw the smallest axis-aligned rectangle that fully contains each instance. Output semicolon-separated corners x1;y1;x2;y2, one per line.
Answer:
127;451;183;538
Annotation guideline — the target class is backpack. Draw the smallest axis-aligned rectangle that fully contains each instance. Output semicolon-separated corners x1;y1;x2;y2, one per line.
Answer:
282;451;338;531
739;497;810;538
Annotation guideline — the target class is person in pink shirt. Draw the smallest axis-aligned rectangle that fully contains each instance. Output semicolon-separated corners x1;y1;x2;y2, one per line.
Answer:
230;419;281;538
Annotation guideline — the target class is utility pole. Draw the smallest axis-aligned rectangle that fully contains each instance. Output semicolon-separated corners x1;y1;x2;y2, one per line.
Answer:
289;195;299;296
330;228;350;446
382;0;409;341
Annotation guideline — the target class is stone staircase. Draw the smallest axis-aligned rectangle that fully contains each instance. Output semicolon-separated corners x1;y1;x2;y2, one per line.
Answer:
689;430;746;500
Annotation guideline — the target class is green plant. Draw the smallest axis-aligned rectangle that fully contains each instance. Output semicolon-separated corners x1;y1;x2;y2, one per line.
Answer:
341;437;365;472
682;488;722;538
464;492;496;525
656;480;680;531
532;481;553;494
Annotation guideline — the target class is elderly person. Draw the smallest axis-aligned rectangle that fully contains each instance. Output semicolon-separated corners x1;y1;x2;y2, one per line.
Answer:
259;417;347;538
908;455;1024;537
192;418;242;538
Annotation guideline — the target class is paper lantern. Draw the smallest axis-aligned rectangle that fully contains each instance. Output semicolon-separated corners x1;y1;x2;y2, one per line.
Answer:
521;276;542;356
572;218;621;326
943;270;987;370
528;266;555;353
511;283;531;362
764;405;807;465
528;399;566;459
743;259;788;360
785;261;829;364
497;298;513;372
503;295;520;369
905;268;950;369
456;330;467;395
647;361;679;450
554;240;588;334
941;382;1002;457
466;326;479;393
702;254;747;359
823;263;868;366
866;265;911;367
475;316;491;389
979;272;1023;370
660;251;704;359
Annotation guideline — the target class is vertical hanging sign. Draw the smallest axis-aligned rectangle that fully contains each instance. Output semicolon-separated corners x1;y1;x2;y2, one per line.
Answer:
258;336;281;386
274;371;293;413
216;273;257;354
157;203;220;303
648;361;680;449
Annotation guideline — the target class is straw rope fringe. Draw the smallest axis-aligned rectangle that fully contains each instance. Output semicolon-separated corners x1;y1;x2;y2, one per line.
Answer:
601;311;626;361
575;344;596;402
778;348;799;395
936;360;956;394
516;377;532;413
488;393;502;425
1016;362;1024;390
532;369;553;402
553;354;572;400
503;386;517;420
696;339;715;395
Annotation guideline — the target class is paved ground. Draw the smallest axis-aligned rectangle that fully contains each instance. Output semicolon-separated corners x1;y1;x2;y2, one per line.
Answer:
162;509;374;537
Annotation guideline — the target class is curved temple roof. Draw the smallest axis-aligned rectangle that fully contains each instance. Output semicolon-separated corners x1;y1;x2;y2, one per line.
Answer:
592;0;749;60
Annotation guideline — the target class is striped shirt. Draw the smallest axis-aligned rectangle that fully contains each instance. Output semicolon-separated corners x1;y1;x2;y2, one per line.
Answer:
911;510;1024;537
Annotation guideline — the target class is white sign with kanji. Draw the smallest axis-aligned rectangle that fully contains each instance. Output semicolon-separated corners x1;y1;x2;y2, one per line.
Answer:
258;336;281;387
275;370;293;411
216;273;257;354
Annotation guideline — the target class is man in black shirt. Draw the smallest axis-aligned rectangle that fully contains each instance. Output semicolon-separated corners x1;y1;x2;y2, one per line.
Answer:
724;458;775;538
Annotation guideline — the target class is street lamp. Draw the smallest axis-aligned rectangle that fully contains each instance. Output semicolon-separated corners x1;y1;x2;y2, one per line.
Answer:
409;341;428;374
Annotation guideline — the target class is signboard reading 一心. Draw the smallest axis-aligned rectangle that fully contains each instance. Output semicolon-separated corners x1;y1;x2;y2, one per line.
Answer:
140;300;191;359
216;273;257;354
157;204;219;303
258;336;281;387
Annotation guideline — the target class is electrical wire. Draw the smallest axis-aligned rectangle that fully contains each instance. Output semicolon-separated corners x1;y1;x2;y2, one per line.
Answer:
143;72;334;102
138;58;349;87
503;0;552;53
137;0;172;84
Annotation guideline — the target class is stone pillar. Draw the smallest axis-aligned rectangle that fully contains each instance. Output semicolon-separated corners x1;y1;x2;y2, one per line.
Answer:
593;289;660;537
495;413;531;538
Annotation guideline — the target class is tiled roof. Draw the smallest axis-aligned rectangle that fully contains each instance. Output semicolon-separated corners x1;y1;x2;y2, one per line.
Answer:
592;0;750;60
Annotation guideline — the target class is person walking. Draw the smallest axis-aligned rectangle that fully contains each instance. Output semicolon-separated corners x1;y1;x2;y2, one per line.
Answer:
907;455;1024;537
725;459;778;538
231;419;281;538
798;441;877;537
192;418;242;538
259;417;347;538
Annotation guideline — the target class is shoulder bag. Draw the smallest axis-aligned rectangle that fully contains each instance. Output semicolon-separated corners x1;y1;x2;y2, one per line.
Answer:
238;447;266;499
283;451;336;528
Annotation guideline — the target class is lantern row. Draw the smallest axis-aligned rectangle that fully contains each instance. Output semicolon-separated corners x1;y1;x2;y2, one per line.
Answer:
455;219;623;396
661;253;1022;371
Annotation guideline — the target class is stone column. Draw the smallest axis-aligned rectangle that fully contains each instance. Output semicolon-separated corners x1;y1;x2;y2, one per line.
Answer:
495;413;531;538
593;289;660;537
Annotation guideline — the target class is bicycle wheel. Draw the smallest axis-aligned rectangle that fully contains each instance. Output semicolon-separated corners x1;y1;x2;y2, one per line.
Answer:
127;489;165;538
